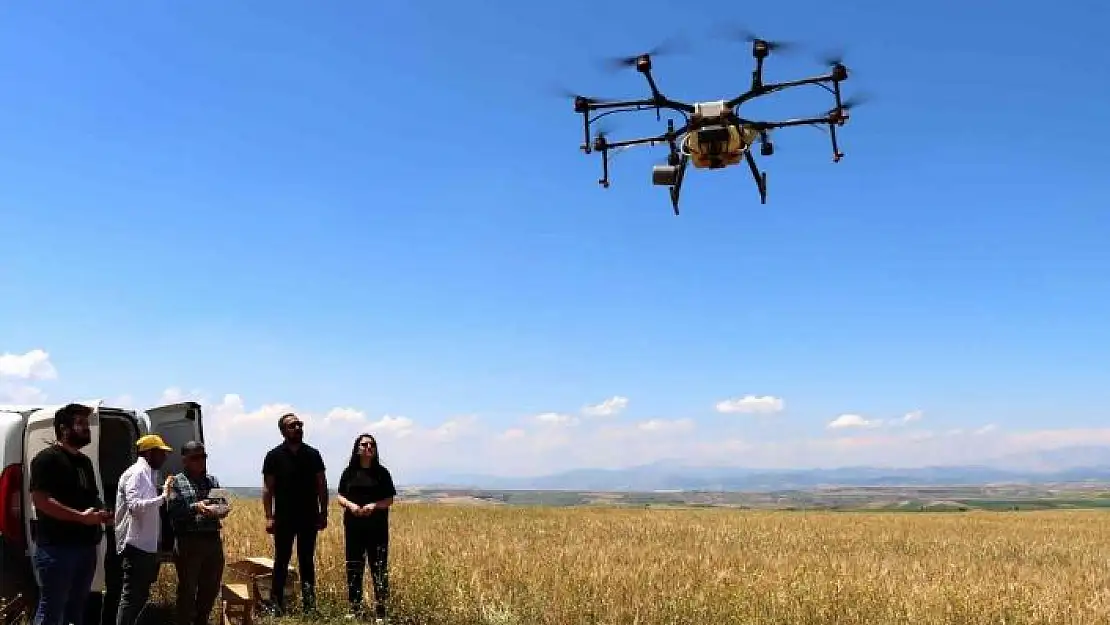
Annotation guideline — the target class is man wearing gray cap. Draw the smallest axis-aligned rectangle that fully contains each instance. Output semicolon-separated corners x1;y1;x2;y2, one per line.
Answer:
165;441;228;625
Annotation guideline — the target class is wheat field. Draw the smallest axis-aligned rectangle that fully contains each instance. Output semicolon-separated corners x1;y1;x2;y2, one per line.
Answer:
124;500;1110;625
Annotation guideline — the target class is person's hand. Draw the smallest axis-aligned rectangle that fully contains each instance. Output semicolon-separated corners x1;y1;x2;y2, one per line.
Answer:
193;502;214;518
346;502;362;516
99;510;114;525
265;518;275;534
164;475;175;493
316;512;327;530
79;508;101;526
360;503;376;515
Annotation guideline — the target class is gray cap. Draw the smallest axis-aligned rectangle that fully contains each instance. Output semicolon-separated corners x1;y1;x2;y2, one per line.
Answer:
181;440;206;456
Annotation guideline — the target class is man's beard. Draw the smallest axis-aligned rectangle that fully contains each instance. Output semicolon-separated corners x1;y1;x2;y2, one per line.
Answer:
67;430;92;449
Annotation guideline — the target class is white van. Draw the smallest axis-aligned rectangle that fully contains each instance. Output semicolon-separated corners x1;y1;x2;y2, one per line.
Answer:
0;399;204;625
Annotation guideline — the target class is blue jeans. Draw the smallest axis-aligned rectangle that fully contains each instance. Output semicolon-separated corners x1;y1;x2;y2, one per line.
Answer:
32;543;98;625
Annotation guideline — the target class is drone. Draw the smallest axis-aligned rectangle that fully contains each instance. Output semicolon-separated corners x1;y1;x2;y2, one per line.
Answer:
569;35;863;215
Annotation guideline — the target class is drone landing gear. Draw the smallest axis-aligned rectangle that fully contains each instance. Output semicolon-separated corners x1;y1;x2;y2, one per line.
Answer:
744;151;767;205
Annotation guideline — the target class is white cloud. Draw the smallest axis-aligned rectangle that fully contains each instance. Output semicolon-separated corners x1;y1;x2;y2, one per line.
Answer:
901;410;924;424
0;349;58;380
325;407;366;423
582;395;629;417
0;383;47;404
160;387;205;405
364;415;415;438
0;349;59;405
714;395;784;414
827;413;882;429
6;349;1103;481
636;418;694;433
533;412;578;426
427;415;477;442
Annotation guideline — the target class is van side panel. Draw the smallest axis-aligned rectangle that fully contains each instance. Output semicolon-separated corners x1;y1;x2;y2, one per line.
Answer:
0;411;31;607
0;412;24;480
22;407;108;593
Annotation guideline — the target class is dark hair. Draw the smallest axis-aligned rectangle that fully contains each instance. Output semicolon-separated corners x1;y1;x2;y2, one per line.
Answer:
278;413;297;432
54;403;92;439
347;433;381;471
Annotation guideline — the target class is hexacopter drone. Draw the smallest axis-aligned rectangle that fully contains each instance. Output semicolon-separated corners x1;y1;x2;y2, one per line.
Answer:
569;35;862;215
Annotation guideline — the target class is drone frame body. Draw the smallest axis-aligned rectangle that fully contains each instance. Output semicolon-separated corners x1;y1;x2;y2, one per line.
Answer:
573;39;853;215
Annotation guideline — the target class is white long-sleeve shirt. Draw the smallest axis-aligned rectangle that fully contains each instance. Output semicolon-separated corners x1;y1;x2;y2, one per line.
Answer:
114;456;166;554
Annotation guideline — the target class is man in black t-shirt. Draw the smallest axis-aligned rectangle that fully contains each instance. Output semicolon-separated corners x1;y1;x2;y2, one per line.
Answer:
261;412;327;614
28;403;114;625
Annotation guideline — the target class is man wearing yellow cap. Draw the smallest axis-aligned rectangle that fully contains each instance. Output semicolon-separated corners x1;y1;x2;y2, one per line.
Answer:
113;434;174;625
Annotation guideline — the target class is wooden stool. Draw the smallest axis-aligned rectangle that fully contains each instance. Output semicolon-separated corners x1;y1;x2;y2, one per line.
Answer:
220;583;252;625
223;556;299;618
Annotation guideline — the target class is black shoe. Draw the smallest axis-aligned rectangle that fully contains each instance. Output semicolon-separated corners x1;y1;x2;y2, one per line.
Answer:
261;600;284;617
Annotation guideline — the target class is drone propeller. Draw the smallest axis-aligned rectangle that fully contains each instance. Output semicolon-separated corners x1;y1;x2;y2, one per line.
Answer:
815;47;856;82
833;93;870;113
820;50;847;68
549;86;614;105
714;24;796;53
602;36;688;71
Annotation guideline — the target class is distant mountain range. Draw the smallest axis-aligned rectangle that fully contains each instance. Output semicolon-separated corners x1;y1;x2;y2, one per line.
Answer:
401;446;1110;492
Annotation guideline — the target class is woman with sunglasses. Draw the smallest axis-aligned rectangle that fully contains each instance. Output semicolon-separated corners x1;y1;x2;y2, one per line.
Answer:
336;433;397;622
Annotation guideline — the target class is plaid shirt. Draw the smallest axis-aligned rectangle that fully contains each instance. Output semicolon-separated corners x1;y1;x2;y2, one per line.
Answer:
166;472;223;534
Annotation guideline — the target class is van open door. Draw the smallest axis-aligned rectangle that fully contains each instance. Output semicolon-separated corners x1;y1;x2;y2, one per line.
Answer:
145;402;203;478
143;401;203;557
21;400;109;593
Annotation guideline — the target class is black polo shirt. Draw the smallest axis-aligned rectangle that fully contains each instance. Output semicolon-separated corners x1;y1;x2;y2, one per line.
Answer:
262;442;326;527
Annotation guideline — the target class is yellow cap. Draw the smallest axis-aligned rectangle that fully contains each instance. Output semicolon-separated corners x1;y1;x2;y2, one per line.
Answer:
136;434;173;453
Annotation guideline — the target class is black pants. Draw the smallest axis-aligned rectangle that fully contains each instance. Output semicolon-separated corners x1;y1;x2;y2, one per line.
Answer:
271;523;318;612
344;525;389;618
116;545;160;625
173;533;224;625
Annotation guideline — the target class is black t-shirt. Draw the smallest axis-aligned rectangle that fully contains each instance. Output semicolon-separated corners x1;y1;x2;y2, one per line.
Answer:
337;463;396;538
29;445;103;546
262;443;326;526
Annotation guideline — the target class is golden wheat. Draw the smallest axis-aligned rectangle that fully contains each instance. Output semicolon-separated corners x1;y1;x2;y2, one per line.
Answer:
74;502;1110;624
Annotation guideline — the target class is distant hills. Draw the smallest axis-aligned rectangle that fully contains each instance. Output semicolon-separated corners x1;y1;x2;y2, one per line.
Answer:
402;446;1110;492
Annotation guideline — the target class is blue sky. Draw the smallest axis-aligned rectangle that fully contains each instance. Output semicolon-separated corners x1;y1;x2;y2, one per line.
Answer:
2;1;1108;484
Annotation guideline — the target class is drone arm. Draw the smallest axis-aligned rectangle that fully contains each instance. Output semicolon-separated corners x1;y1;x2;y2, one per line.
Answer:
748;114;837;130
748;112;848;162
579;98;694;114
603;125;689;151
726;72;840;107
